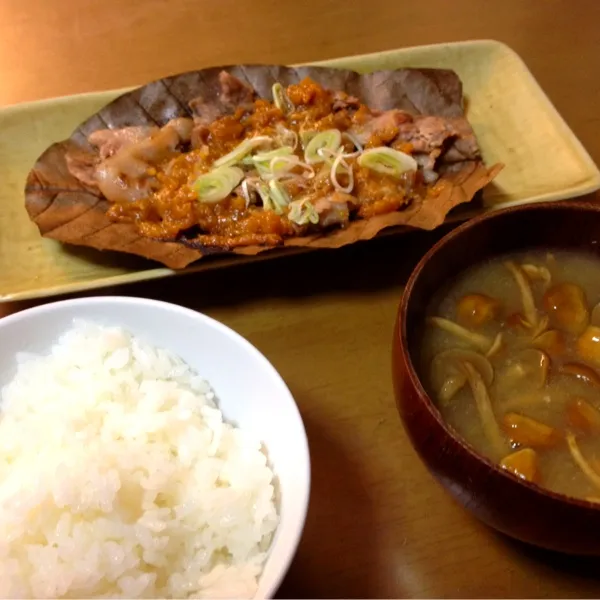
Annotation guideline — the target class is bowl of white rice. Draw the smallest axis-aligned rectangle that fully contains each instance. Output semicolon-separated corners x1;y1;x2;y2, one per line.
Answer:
0;296;310;599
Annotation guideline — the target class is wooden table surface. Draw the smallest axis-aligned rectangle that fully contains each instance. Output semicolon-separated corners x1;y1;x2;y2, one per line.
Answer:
2;0;600;597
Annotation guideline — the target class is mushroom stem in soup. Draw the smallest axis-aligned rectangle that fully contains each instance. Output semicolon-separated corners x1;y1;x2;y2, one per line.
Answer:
462;361;508;458
420;248;600;501
522;263;552;288
486;333;504;359
426;316;493;353
566;432;600;492
430;348;493;405
528;315;550;340
505;261;539;329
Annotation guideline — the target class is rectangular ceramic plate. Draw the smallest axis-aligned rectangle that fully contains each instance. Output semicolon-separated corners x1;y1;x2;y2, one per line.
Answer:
1;39;599;303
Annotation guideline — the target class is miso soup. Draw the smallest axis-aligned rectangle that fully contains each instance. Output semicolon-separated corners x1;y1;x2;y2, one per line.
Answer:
421;249;600;502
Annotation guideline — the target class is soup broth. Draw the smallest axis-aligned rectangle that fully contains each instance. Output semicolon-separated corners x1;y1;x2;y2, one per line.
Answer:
421;248;600;502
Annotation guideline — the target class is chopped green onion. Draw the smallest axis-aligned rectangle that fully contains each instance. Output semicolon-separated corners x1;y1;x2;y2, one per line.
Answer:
213;136;272;168
300;130;317;150
330;152;354;193
269;155;300;176
252;146;295;164
240;179;254;208
267;180;291;214
193;166;244;203
304;129;342;164
315;147;337;163
357;146;417;177
252;148;315;181
275;124;299;150
268;157;315;182
254;180;290;214
254;181;273;210
250;147;295;177
272;83;294;114
288;198;319;226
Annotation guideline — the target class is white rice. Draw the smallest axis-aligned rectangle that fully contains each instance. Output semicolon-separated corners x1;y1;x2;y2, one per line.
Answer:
0;320;279;599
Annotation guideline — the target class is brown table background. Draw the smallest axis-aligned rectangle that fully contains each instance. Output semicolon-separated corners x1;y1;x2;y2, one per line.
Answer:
2;0;600;597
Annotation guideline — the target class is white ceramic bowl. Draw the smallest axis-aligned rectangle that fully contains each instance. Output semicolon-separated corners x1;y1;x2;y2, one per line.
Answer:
0;296;310;599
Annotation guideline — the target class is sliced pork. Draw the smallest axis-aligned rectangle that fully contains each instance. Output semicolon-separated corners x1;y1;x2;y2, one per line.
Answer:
189;71;257;148
314;192;357;228
88;126;159;160
394;115;480;159
82;120;194;203
332;91;360;112
349;109;412;145
218;71;257;109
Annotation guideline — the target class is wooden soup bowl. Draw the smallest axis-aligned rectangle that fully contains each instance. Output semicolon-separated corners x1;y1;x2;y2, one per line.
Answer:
392;199;600;555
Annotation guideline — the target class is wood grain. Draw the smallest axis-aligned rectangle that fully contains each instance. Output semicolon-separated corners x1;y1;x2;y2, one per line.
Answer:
2;1;600;597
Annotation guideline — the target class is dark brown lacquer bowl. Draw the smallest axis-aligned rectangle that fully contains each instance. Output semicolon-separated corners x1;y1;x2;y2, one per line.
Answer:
392;198;600;556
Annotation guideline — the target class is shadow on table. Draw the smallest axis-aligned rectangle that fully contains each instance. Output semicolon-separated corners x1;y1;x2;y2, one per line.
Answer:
274;398;378;599
129;225;448;306
4;221;452;319
498;533;600;595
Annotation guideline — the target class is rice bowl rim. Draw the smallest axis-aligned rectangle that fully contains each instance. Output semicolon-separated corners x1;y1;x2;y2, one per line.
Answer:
0;295;311;600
